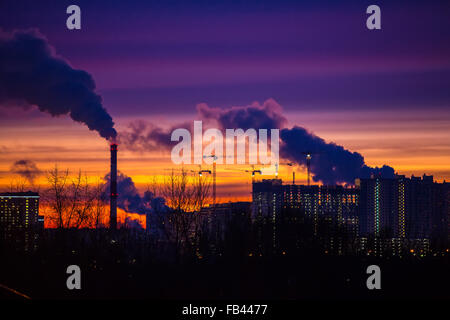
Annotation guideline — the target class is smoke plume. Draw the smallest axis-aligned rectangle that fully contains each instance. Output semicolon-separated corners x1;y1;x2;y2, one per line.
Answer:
118;99;285;151
197;98;287;130
103;171;167;215
0;29;116;140
118;120;192;152
10;159;42;184
199;100;394;184
120;98;395;185
280;126;395;185
103;171;148;214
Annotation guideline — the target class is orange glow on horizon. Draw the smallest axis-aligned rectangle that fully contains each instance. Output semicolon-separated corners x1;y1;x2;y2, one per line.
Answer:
1;109;449;206
41;205;145;229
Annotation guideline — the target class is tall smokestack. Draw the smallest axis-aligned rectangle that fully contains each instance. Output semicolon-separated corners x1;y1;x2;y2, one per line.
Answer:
110;143;118;229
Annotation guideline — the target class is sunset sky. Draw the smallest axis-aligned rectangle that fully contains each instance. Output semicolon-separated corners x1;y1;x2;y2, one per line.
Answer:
1;0;449;203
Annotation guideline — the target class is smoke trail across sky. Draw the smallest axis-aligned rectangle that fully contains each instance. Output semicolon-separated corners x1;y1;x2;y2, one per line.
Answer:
280;126;395;185
197;98;287;131
120;99;394;185
199;100;395;184
0;29;116;140
119;120;192;152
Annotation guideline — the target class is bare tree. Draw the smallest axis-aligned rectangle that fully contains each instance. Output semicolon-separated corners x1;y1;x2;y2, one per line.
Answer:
90;178;108;228
1;175;41;195
192;171;212;212
7;176;28;192
44;165;69;228
44;165;107;229
148;168;211;258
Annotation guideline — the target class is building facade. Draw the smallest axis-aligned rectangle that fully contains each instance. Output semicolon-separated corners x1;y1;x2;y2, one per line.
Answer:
357;175;449;244
0;191;43;251
252;180;358;224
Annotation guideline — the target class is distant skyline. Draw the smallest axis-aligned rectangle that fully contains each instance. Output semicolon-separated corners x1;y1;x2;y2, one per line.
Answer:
1;0;450;201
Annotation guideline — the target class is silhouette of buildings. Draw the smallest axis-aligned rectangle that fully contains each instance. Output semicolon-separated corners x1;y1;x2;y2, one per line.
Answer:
251;175;449;256
199;202;251;243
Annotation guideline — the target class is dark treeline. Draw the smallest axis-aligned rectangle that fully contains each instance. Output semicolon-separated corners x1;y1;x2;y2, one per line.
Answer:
0;207;448;300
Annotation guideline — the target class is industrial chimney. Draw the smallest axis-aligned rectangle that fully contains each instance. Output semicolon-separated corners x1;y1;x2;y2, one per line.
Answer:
110;143;118;229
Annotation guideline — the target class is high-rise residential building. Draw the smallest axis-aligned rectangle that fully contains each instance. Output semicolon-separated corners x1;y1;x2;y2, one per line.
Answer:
251;179;284;253
252;176;448;256
357;174;449;243
252;180;360;255
199;202;251;242
252;179;283;221
429;179;450;247
252;180;359;232
0;191;43;251
357;176;396;238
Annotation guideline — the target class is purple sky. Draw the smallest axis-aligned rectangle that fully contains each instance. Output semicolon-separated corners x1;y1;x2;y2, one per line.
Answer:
1;0;450;191
1;0;449;117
